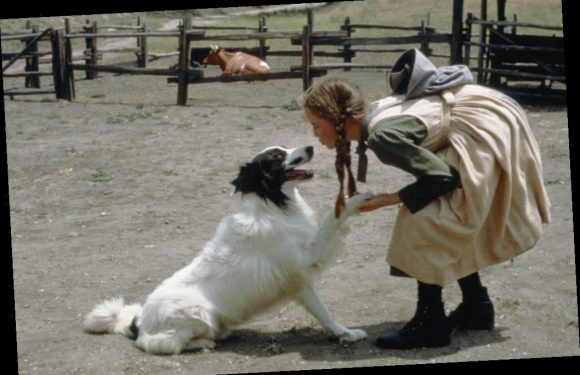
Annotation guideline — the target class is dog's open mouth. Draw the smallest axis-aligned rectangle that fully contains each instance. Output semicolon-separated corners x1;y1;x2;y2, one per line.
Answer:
285;169;314;181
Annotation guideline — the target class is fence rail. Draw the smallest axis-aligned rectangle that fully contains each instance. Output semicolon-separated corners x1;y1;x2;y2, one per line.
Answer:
466;18;563;32
2;12;455;104
8;10;555;105
464;13;565;104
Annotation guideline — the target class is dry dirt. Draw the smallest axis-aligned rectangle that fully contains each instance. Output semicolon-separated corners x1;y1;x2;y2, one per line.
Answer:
4;49;578;373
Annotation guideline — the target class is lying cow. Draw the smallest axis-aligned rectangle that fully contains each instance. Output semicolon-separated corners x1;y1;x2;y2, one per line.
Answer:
202;45;271;76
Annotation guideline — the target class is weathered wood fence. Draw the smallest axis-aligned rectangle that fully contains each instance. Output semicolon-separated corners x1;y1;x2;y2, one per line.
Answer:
2;27;73;100
292;15;453;89
464;13;565;103
77;17;149;79
338;15;441;67
2;10;464;105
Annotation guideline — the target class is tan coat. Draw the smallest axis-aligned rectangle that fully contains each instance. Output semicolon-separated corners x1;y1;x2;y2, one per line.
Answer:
367;84;551;286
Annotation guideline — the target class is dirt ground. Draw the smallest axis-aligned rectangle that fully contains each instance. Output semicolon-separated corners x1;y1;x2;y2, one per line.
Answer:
4;48;578;374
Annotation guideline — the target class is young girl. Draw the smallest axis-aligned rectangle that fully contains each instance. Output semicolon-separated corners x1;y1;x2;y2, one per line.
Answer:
301;49;551;349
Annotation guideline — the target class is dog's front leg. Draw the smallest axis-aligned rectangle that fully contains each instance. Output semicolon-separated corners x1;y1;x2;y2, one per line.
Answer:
308;192;374;267
296;284;367;342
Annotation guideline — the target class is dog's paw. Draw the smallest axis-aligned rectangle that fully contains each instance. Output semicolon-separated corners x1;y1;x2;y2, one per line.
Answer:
338;328;368;344
183;338;216;352
342;192;375;216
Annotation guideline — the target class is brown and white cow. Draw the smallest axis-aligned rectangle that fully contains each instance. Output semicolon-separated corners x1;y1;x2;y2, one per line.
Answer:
202;45;271;76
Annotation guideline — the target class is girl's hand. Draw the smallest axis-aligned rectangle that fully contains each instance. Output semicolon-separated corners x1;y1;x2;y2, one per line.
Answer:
357;193;401;213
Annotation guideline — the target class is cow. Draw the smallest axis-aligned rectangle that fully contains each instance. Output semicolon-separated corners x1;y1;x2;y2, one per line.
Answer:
202;44;271;76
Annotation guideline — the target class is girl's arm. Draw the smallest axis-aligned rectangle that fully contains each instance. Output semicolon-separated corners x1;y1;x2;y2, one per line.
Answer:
357;192;401;213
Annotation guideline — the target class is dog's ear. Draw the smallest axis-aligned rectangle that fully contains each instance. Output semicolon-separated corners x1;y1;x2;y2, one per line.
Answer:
230;162;261;194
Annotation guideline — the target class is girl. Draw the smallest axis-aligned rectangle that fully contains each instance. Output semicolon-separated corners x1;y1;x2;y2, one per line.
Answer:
301;49;551;349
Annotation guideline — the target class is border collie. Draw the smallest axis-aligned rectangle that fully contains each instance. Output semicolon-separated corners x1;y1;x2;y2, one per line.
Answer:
83;145;372;355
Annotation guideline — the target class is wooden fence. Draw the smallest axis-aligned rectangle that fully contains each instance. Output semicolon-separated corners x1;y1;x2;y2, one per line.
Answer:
289;14;453;89
2;27;73;100
339;16;442;66
464;14;565;103
3;11;459;105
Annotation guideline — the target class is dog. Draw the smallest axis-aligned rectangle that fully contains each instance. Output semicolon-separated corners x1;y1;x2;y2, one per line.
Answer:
83;145;373;355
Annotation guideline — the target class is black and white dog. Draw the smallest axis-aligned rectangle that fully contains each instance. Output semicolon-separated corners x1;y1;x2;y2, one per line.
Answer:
84;145;373;355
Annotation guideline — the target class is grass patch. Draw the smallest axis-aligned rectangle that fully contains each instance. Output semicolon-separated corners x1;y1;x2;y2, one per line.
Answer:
91;169;113;182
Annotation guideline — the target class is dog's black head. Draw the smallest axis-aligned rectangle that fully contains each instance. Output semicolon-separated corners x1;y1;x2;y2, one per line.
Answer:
231;146;314;208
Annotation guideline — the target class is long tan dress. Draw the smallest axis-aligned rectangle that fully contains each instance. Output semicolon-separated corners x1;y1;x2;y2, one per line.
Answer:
367;84;551;286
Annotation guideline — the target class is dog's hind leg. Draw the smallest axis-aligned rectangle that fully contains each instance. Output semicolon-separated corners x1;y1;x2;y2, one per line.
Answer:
296;284;367;342
135;316;214;355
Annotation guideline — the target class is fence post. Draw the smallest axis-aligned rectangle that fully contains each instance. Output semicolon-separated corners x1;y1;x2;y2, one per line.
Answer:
137;17;148;68
301;25;312;91
450;0;464;64
464;13;472;66
343;17;352;71
24;23;41;88
477;0;488;84
258;16;267;61
419;20;430;56
497;0;507;34
176;22;190;106
64;18;76;99
51;29;71;100
84;20;98;79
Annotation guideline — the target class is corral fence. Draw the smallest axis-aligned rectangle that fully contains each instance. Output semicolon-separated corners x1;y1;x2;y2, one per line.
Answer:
462;0;565;104
3;11;450;105
78;17;150;79
167;13;330;104
293;12;454;89
7;7;554;106
2;26;72;100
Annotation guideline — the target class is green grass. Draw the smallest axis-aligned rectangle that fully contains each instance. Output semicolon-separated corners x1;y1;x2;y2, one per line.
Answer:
91;169;113;182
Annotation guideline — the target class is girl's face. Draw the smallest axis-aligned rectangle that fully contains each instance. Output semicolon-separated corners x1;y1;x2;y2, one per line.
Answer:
305;108;337;149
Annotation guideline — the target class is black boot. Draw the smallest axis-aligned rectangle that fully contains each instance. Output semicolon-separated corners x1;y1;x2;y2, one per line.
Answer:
375;282;452;349
449;273;495;331
448;287;495;331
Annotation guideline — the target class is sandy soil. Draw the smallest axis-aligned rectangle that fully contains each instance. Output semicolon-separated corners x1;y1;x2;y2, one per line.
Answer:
4;44;578;374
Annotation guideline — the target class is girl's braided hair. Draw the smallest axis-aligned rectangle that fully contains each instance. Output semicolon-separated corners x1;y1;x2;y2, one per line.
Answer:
334;113;358;217
302;78;367;217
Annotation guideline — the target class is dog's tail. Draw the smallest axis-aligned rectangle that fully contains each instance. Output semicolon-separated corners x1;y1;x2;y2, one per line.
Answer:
83;297;142;338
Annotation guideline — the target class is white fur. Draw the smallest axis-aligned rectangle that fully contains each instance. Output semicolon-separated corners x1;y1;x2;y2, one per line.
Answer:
84;146;373;355
83;297;142;336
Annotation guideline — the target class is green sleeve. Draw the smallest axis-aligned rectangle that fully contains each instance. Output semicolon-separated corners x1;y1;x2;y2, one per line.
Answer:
367;115;460;213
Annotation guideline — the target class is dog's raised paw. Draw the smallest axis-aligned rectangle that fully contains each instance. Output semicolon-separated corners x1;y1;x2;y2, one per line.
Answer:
343;192;375;215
